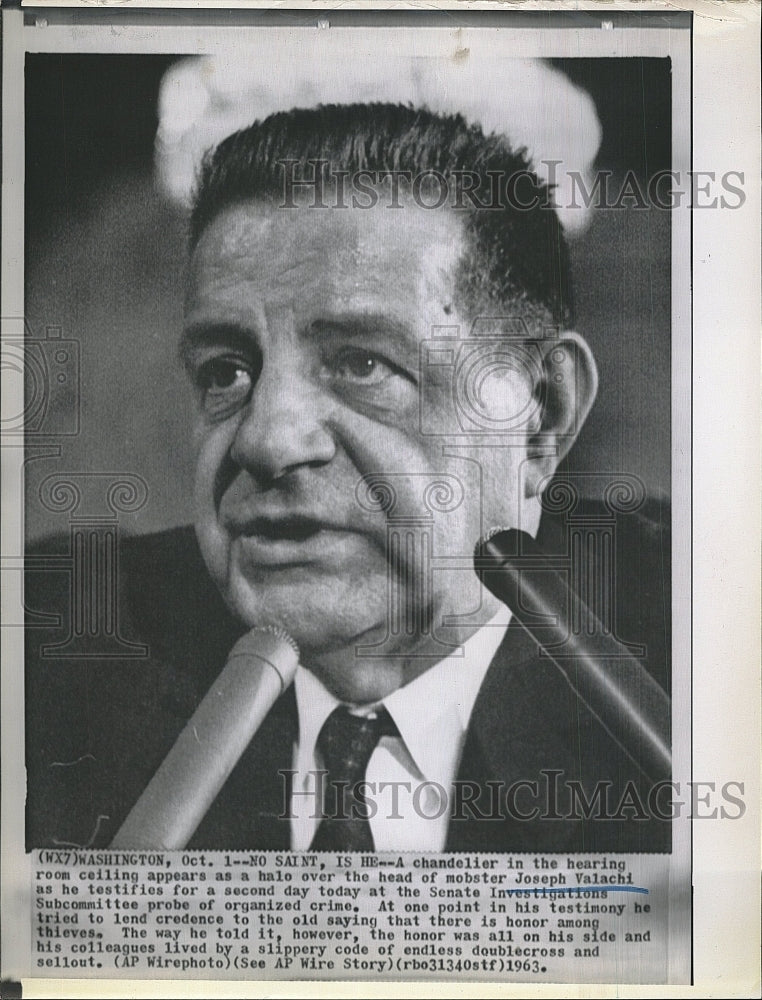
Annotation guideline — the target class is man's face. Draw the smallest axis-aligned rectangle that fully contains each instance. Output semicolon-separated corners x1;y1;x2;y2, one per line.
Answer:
184;198;537;695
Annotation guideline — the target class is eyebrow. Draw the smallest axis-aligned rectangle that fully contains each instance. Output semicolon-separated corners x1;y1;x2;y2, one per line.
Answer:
179;322;256;367
310;313;417;353
179;312;419;368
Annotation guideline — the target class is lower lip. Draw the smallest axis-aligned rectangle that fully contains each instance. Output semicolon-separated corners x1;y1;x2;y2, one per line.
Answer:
233;529;362;568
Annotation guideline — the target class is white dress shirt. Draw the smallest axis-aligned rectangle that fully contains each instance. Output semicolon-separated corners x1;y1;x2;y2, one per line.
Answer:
290;609;511;852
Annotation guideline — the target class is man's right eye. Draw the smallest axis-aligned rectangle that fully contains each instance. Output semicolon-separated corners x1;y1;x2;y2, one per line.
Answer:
194;358;253;418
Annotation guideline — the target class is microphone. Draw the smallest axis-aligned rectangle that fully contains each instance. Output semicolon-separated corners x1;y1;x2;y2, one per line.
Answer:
111;626;299;850
475;528;671;784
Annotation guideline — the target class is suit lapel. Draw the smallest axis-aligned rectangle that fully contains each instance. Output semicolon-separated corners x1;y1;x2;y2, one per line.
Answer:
445;623;574;852
446;623;670;853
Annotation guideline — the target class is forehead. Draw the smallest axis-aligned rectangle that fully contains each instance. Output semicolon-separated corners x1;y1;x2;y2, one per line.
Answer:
186;198;467;323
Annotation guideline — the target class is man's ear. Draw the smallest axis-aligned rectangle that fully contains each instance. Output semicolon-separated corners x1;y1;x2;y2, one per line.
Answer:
523;331;598;497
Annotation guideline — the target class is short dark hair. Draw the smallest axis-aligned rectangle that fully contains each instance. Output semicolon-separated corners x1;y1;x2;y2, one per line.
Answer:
190;103;574;328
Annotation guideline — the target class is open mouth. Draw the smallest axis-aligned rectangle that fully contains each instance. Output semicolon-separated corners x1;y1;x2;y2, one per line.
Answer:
228;513;364;568
231;515;345;567
251;517;324;542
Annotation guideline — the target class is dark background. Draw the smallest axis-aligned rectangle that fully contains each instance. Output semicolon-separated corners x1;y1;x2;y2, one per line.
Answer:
24;54;671;541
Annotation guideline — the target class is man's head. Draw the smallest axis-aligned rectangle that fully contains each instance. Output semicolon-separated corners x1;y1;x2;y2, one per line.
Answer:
182;104;597;700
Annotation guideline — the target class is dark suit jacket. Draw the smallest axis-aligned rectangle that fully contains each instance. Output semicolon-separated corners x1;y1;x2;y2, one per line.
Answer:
25;505;671;853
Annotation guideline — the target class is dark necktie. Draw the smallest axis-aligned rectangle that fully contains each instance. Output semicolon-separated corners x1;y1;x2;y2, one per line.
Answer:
310;705;397;852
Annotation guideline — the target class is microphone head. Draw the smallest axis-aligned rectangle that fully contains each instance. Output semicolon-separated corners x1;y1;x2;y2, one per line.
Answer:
475;526;514;554
227;626;300;693
474;526;521;564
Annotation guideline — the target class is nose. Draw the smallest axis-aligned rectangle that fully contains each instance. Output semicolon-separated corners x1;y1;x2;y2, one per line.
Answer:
229;363;336;486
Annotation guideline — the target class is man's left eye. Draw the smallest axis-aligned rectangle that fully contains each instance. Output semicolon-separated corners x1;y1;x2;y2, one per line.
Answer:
327;348;404;386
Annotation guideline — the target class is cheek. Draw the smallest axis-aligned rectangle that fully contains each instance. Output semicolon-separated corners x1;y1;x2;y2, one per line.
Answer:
192;419;235;509
479;450;528;528
192;433;234;596
192;422;242;587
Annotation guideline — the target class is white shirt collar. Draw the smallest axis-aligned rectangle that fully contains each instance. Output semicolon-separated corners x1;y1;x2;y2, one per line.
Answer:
293;608;511;787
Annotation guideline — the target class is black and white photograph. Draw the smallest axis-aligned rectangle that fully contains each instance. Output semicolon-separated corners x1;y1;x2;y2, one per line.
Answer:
2;4;759;995
24;45;676;856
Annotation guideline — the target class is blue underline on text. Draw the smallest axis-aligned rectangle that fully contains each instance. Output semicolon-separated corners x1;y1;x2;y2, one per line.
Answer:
506;886;649;894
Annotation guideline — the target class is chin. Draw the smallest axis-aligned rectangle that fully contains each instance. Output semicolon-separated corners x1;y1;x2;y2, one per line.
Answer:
308;657;405;704
222;569;389;658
